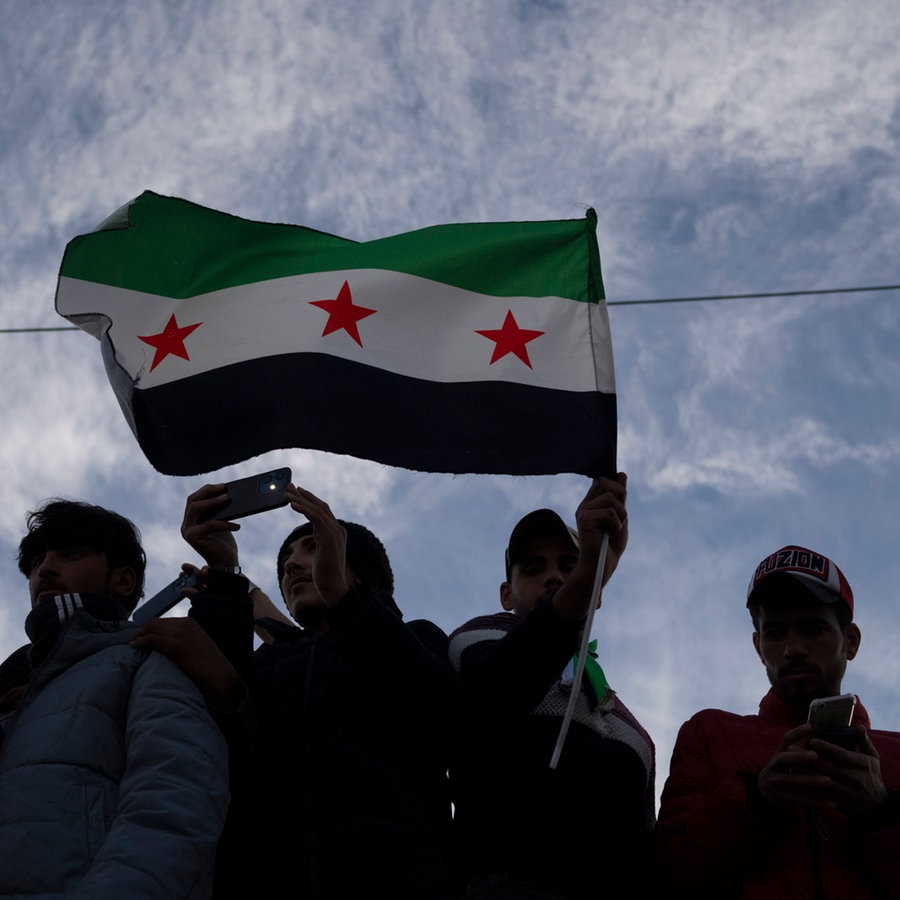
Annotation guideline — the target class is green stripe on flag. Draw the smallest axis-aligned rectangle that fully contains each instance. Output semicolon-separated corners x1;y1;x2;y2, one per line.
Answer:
60;192;604;304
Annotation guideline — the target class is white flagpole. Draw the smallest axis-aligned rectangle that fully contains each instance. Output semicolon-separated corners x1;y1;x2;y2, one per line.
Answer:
549;532;608;770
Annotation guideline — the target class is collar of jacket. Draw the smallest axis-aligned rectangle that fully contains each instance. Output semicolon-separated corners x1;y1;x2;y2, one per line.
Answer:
757;687;871;731
25;593;130;667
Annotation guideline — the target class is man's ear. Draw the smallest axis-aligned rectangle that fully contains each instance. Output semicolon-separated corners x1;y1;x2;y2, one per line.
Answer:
752;631;763;663
844;623;861;661
108;566;137;603
500;582;514;611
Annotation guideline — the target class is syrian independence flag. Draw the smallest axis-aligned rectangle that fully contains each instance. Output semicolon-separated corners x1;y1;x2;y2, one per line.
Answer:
56;191;616;477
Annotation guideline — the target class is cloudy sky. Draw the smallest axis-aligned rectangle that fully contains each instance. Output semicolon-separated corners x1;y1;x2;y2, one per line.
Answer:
2;0;899;802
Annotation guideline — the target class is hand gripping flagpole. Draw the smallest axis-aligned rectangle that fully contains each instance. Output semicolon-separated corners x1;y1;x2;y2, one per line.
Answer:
549;532;608;770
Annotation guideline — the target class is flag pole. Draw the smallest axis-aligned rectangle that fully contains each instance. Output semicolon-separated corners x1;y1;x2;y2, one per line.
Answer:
549;532;609;769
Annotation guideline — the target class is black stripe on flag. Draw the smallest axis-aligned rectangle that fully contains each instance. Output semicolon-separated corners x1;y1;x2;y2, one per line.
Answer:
122;353;617;478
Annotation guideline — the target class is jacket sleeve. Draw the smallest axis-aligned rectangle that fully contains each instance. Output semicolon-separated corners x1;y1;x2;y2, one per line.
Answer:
451;601;581;719
75;651;230;898
189;569;255;684
848;773;900;892
655;712;793;897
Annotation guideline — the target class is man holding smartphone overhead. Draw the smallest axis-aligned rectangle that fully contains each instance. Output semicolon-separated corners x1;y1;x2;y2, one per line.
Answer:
656;545;900;898
148;479;460;900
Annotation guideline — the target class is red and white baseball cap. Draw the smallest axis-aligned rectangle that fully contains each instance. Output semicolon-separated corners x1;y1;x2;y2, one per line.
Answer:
746;545;854;616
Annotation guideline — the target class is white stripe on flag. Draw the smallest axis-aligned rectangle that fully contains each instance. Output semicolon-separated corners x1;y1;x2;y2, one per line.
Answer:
57;270;614;394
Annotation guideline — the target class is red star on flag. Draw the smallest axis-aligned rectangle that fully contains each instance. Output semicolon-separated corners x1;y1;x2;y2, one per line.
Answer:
475;310;545;368
138;314;203;372
309;280;377;347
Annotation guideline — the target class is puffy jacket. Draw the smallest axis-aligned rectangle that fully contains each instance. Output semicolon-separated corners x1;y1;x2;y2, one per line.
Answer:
656;689;900;899
0;609;230;899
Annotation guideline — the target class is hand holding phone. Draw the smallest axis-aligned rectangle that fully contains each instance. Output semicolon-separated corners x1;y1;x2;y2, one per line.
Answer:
132;569;198;625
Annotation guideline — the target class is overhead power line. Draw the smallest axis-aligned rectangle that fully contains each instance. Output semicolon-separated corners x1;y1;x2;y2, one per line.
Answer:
2;283;898;333
609;283;900;307
0;326;77;333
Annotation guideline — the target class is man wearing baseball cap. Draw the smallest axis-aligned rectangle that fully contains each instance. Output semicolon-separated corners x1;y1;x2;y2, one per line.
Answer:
656;545;900;898
448;474;657;899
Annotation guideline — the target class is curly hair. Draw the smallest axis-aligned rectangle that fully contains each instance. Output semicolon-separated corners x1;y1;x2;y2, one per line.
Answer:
18;500;146;612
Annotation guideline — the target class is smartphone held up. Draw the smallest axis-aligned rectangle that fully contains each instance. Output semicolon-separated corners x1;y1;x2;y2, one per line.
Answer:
206;468;292;522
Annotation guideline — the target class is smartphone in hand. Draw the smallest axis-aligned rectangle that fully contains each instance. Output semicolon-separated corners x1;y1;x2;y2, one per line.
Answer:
132;569;198;625
807;693;858;749
206;467;292;522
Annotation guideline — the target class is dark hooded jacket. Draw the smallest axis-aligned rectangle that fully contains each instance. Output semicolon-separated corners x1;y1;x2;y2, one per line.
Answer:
192;573;458;899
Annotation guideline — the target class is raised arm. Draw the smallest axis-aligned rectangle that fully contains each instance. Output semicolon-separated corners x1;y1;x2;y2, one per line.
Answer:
552;473;627;623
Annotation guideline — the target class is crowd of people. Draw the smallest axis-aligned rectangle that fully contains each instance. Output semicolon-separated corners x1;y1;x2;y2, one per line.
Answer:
0;474;897;898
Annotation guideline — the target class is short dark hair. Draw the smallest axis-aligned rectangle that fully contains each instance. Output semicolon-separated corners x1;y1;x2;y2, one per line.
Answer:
17;500;146;612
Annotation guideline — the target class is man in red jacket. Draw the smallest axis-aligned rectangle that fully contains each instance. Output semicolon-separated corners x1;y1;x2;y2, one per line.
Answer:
656;545;900;899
